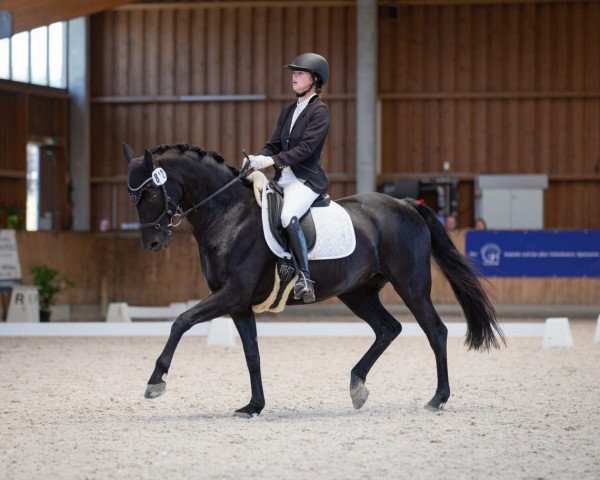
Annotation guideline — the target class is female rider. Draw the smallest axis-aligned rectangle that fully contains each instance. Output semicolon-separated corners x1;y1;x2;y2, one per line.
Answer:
247;53;331;303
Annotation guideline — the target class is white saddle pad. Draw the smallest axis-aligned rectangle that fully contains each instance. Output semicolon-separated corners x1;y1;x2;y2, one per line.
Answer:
261;183;356;260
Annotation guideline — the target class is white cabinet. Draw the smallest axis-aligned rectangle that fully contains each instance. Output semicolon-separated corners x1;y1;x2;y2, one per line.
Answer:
475;175;548;230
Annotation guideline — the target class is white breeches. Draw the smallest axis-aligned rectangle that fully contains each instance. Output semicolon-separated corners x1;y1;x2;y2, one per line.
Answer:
279;168;319;228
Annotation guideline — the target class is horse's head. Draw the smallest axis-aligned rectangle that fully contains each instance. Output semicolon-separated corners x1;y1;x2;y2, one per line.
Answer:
122;143;182;251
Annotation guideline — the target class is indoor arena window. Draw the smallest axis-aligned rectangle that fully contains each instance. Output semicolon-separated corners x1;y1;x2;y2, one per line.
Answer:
0;21;66;88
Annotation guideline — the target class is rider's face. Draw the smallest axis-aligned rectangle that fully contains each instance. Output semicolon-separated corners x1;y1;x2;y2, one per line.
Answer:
292;70;313;96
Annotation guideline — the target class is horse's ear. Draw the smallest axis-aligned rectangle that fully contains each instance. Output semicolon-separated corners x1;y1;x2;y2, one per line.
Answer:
122;143;136;166
143;149;154;169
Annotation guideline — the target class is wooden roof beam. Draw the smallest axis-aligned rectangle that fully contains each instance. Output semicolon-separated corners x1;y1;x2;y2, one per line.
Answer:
2;0;134;34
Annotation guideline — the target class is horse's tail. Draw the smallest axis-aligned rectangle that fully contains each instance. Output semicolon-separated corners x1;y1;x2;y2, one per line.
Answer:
405;198;505;351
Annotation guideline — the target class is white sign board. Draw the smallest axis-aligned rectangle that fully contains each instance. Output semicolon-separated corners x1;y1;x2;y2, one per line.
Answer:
0;229;22;283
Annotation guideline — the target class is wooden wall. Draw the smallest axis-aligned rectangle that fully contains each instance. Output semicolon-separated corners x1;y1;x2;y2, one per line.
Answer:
89;1;357;230
0;91;26;227
379;1;600;228
15;231;210;307
88;0;600;231
0;1;598;230
0;81;69;228
13;230;600;308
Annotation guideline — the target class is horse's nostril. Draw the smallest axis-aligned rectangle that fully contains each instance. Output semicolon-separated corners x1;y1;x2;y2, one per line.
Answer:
150;241;161;251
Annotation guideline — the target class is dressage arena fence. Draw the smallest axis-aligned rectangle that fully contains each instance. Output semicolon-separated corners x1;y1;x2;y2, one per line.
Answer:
1;301;599;348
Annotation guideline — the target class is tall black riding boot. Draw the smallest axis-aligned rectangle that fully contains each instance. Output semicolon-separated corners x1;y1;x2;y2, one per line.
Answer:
285;217;316;303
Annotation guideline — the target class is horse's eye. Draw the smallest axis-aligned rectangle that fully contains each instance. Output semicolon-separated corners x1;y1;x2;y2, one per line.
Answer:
149;192;159;202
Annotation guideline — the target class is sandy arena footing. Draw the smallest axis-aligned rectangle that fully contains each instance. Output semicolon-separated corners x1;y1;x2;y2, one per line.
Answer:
0;320;599;479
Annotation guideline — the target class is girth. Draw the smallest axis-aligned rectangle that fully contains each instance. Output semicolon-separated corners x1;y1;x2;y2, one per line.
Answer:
266;180;330;253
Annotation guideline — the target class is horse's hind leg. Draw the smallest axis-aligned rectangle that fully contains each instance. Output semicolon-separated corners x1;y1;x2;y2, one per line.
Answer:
411;299;449;409
338;286;402;410
396;289;450;410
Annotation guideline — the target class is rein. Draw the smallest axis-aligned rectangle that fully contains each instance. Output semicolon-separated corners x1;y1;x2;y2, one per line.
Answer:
168;161;252;228
129;152;253;234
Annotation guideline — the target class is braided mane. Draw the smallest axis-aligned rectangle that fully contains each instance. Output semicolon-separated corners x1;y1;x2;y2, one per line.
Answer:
151;143;243;177
150;143;224;163
148;143;248;185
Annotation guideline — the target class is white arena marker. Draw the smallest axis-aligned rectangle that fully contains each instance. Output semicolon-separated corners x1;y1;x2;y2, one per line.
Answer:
594;314;600;343
106;302;188;322
206;316;236;347
106;302;131;322
543;317;574;348
6;286;40;322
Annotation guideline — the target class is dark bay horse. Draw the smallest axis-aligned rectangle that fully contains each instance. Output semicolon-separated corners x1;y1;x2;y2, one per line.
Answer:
123;143;504;417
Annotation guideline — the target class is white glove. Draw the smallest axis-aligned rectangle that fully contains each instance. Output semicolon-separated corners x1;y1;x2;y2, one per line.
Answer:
242;156;252;171
249;155;274;170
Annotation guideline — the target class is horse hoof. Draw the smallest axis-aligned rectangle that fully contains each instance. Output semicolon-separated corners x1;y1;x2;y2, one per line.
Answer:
425;399;446;411
144;382;166;399
350;383;370;410
233;411;254;419
233;403;263;418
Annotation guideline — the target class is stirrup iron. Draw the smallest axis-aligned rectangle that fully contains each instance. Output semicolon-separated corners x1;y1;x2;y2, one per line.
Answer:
294;271;315;303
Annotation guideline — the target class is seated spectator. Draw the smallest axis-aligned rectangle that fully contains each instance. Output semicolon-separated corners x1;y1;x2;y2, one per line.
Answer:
474;218;487;230
444;214;458;231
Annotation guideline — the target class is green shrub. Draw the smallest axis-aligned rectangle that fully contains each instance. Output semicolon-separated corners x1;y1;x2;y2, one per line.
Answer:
30;265;75;311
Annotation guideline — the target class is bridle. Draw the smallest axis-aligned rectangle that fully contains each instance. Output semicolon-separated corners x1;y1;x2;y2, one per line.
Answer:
128;154;253;235
127;166;180;235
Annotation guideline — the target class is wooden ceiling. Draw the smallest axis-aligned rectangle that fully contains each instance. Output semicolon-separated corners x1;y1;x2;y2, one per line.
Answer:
3;0;135;34
4;0;592;34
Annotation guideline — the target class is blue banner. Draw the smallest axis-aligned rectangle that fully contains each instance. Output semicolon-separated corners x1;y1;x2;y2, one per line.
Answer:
465;230;600;277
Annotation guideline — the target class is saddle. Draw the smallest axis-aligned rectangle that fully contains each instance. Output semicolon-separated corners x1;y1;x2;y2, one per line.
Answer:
247;171;355;314
266;180;331;253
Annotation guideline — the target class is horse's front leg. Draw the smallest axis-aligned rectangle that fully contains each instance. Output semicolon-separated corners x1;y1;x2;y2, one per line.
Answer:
144;291;236;399
230;309;265;417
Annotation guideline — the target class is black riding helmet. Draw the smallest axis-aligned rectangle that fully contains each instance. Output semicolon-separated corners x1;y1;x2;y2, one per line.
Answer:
286;53;329;86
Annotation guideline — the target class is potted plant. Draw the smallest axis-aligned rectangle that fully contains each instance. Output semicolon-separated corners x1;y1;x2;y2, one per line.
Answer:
1;205;24;230
30;265;75;322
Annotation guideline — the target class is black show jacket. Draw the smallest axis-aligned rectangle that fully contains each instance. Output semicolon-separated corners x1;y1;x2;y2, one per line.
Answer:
258;95;330;195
